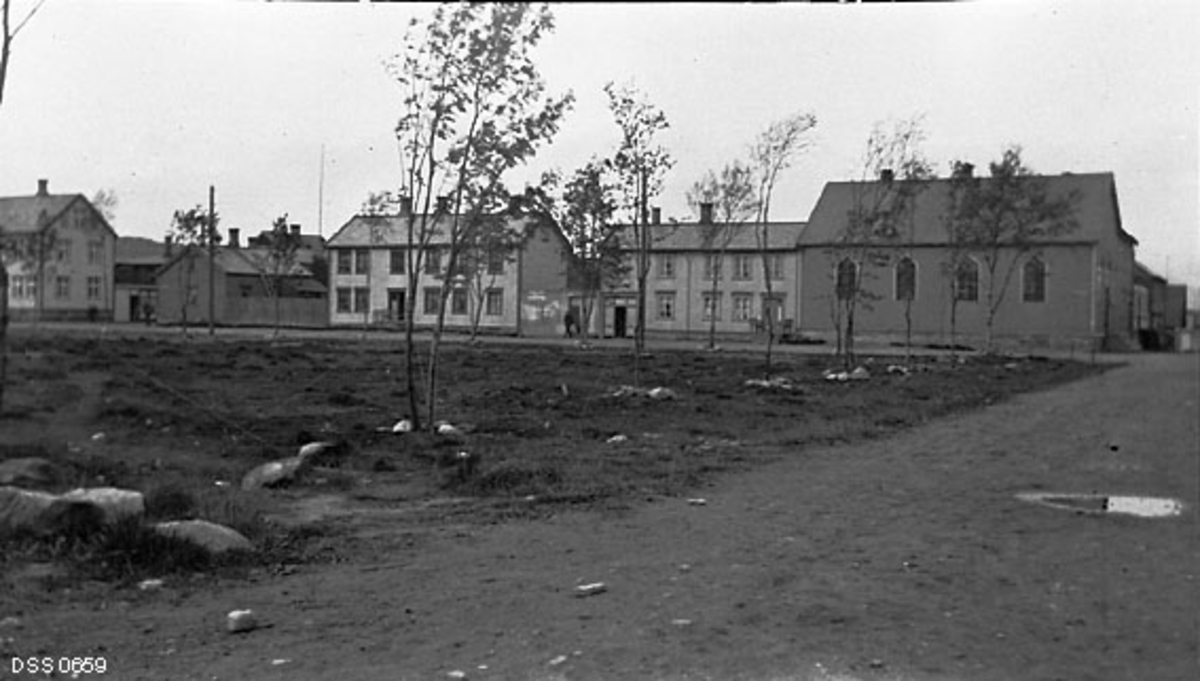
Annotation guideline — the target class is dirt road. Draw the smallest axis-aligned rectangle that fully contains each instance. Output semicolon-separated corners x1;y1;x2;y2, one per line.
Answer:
15;353;1198;681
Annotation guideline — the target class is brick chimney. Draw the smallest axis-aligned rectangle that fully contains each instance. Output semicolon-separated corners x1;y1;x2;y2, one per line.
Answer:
37;179;49;196
164;235;174;257
652;207;662;225
228;228;240;248
436;196;452;214
399;195;413;215
880;168;895;183
699;202;714;224
290;224;301;237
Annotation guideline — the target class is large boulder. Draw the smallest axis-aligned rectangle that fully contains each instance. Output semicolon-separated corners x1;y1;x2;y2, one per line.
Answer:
241;456;308;491
0;486;104;538
153;520;254;554
60;487;145;524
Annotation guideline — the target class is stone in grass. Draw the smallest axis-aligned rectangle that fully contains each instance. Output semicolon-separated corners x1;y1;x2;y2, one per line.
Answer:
848;366;871;381
0;486;104;538
60;487;145;524
154;519;254;554
226;609;257;634
241;456;309;491
574;582;607;597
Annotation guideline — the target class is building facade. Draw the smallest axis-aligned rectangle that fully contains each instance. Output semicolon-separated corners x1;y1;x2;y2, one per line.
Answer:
1;179;117;322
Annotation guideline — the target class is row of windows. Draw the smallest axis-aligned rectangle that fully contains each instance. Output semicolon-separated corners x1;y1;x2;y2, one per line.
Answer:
335;248;506;277
336;287;504;317
657;254;785;281
834;256;1048;304
6;275;103;300
653;291;779;322
48;239;107;265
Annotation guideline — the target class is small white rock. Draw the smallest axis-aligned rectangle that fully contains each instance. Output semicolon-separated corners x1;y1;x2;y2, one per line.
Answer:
392;419;413;433
574;582;607;597
226;609;257;633
138;578;164;591
548;655;568;666
687;498;707;506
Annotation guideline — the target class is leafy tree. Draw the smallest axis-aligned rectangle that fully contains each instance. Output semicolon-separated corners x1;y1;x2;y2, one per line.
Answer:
604;80;673;381
687;161;758;351
91;188;119;224
832;117;932;367
256;213;302;338
388;2;573;430
542;162;625;342
749;111;817;375
166;205;219;337
946;146;1081;352
457;208;521;343
360;190;403;217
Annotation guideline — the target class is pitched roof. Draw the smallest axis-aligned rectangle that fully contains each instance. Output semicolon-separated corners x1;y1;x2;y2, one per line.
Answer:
325;212;558;249
800;172;1136;247
158;245;315;279
0;193;83;234
116;236;169;265
615;221;806;252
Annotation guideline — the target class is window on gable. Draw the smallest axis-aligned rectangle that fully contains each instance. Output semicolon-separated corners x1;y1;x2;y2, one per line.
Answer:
354;248;370;275
835;258;857;301
56;239;72;263
955;259;979;302
88;240;104;265
1023;257;1046;303
336;250;352;275
895;257;916;301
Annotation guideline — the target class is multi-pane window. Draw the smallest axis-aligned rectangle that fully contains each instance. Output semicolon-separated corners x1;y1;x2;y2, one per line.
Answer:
353;287;369;314
657;254;676;279
1023;257;1046;303
336;250;352;274
425;248;442;275
485;289;504;316
732;293;753;322
354;249;370;275
86;276;101;300
836;259;857;301
451;288;468;315
88;240;104;265
955;259;979;302
390;248;406;275
895;257;916;301
423;287;441;315
733;254;753;280
56;239;72;263
656;291;676;320
769;254;785;281
55;275;70;299
703;254;722;281
486;249;506;275
336;287;352;312
702;292;722;321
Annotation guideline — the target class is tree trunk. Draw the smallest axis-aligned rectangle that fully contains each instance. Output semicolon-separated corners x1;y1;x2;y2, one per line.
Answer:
707;273;718;350
0;267;8;415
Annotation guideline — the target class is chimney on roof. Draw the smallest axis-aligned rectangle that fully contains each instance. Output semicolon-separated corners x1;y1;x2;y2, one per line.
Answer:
228;228;240;249
880;168;895;183
399;195;413;215
37;179;48;196
652;207;662;225
436;196;452;214
508;194;523;214
290;224;301;237
961;163;974;178
164;235;174;257
699;202;714;225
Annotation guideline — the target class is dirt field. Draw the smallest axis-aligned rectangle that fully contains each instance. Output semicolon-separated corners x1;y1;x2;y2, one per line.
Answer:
1;328;1196;680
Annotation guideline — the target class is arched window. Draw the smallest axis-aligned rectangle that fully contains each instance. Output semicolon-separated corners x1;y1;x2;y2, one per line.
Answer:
836;258;858;300
895;256;916;301
1023;257;1046;303
955;258;979;302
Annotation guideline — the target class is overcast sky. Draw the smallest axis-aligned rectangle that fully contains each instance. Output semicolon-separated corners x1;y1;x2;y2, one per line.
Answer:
1;0;1197;287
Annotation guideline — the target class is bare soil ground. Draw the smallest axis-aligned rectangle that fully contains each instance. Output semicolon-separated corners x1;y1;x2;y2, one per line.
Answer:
1;329;1196;680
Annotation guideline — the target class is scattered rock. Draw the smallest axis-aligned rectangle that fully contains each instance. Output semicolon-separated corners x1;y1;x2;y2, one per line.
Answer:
886;364;911;376
0;457;59;487
61;487;145;524
446;671;467;680
548;655;568;666
687;498;707;506
241;456;309;491
574;582;607;598
744;376;799;391
0;486;104;537
91;432;106;441
848;366;871;381
869;659;885;669
226;609;257;633
671;619;693;627
437;423;464;437
823;370;850;382
606;434;628;444
297;441;333;460
138;578;165;591
392;419;414;434
154;519;254;554
648;387;677;401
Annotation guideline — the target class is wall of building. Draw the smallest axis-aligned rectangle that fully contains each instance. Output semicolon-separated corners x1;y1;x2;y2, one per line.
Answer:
155;252;224;326
517;222;572;337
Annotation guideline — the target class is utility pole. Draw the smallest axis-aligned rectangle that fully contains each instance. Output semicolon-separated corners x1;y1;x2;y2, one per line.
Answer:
208;185;215;337
318;144;325;239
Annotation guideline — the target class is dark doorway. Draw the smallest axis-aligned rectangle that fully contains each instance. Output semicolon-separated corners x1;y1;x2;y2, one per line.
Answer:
613;306;627;338
129;295;142;321
388;289;406;322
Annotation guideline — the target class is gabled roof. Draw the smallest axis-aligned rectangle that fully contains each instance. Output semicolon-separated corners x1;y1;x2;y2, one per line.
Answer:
325;212;560;249
614;221;806;252
1134;260;1167;284
116;236;169;265
800;172;1136;247
0;193;88;234
157;245;315;279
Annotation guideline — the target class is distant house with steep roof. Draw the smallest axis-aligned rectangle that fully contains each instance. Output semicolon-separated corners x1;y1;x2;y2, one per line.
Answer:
798;172;1139;351
325;201;573;337
154;242;327;328
1;179;118;321
605;206;805;339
